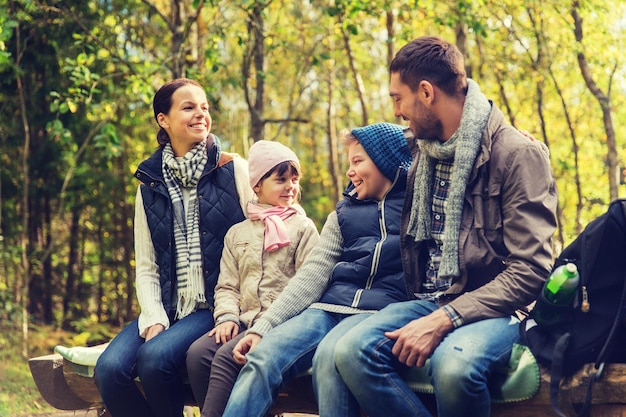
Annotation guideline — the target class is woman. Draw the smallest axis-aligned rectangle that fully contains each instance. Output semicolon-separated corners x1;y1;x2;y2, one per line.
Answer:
94;78;254;417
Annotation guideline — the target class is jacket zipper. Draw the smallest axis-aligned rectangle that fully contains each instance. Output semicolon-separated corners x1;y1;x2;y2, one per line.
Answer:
351;192;389;307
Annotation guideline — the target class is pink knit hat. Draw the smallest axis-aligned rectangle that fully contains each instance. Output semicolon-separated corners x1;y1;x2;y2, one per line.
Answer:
248;140;300;188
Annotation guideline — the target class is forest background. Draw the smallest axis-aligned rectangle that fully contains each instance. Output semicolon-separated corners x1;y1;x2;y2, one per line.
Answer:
0;1;625;412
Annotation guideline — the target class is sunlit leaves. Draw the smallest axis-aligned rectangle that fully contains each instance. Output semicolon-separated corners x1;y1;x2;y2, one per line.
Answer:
94;124;121;159
46;119;73;145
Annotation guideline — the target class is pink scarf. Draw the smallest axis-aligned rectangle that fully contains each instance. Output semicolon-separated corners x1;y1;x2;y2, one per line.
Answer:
247;202;298;252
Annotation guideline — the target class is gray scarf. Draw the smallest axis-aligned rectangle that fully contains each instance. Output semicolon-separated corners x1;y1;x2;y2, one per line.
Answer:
162;138;209;319
407;79;491;278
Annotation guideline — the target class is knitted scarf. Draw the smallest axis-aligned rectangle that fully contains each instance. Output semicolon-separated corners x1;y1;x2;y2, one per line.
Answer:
162;138;209;319
246;202;298;252
407;79;491;278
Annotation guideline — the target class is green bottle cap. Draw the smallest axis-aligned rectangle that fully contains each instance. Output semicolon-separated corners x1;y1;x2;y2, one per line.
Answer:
546;263;578;294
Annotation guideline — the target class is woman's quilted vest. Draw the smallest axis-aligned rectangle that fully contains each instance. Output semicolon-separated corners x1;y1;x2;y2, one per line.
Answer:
134;141;245;319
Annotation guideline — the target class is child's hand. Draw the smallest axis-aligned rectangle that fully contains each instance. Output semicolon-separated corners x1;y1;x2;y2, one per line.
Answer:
208;321;240;344
232;333;262;365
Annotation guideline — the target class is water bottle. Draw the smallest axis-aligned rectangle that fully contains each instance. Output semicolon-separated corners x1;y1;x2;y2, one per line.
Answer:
534;263;579;327
544;263;580;305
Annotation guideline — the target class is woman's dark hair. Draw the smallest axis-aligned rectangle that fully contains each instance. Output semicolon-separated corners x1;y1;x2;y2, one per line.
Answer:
153;78;203;146
390;36;467;97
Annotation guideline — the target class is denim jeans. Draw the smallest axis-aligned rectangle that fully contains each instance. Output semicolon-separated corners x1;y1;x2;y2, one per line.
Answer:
94;310;214;417
221;308;371;417
335;300;520;417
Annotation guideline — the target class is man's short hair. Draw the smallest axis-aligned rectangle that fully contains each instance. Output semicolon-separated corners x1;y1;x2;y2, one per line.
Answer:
390;36;467;97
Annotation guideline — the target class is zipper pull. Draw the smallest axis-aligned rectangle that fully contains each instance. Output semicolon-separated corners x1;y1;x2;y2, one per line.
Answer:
581;285;590;313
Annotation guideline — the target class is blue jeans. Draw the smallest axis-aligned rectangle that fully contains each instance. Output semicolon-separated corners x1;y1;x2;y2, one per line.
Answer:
94;310;214;417
335;300;520;417
222;308;371;417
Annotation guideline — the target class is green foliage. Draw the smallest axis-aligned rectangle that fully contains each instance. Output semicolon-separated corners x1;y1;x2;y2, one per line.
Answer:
94;123;122;159
0;0;624;336
0;6;17;70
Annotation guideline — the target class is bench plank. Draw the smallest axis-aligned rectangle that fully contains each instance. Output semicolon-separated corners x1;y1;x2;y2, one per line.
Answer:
29;351;626;416
28;354;93;411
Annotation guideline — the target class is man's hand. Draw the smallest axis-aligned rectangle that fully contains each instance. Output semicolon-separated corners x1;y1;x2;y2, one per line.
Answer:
232;333;262;365
384;309;454;367
145;324;165;342
209;321;240;344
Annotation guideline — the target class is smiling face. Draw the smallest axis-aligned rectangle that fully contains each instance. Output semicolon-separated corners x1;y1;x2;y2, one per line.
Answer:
254;163;300;207
346;141;392;201
389;72;442;141
157;84;212;156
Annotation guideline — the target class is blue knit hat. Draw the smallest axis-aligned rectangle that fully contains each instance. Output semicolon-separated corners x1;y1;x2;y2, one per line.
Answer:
351;123;412;181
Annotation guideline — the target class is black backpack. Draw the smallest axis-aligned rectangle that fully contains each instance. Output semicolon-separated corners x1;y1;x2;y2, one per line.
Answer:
520;198;626;417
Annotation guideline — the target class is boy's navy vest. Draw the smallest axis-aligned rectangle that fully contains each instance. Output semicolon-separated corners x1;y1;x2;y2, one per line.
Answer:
319;172;408;309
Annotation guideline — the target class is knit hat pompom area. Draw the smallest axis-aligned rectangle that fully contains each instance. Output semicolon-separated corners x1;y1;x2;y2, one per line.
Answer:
247;140;300;189
351;123;413;181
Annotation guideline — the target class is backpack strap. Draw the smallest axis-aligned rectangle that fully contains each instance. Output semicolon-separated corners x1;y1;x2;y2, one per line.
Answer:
574;271;626;417
549;332;571;417
551;270;626;417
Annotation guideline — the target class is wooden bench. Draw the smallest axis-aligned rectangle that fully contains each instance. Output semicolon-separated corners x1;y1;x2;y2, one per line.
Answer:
28;346;626;416
28;345;317;416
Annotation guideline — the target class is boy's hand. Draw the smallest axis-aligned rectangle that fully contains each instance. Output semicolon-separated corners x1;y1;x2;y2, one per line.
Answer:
232;333;262;365
208;321;240;344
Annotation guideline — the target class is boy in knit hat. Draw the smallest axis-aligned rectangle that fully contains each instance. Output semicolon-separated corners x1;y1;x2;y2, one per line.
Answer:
186;140;319;417
221;122;413;417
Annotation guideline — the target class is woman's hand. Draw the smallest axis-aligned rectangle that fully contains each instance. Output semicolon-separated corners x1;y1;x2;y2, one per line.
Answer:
208;321;240;344
145;324;165;342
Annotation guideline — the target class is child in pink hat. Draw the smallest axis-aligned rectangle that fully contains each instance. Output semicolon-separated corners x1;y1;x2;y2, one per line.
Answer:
186;140;320;417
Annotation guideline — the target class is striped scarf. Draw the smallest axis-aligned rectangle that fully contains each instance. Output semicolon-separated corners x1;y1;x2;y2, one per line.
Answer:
407;79;491;278
162;138;209;319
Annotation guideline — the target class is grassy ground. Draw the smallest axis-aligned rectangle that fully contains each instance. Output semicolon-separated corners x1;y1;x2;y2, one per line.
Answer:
0;323;67;416
0;320;117;417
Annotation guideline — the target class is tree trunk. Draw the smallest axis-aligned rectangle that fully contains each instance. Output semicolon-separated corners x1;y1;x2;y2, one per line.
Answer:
96;219;105;323
142;0;205;78
548;66;584;235
455;23;472;80
118;153;135;322
493;71;516;128
243;1;267;142
571;1;619;202
43;196;53;323
325;36;342;203
385;10;394;70
338;12;368;126
170;0;185;78
63;206;80;328
14;8;32;358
